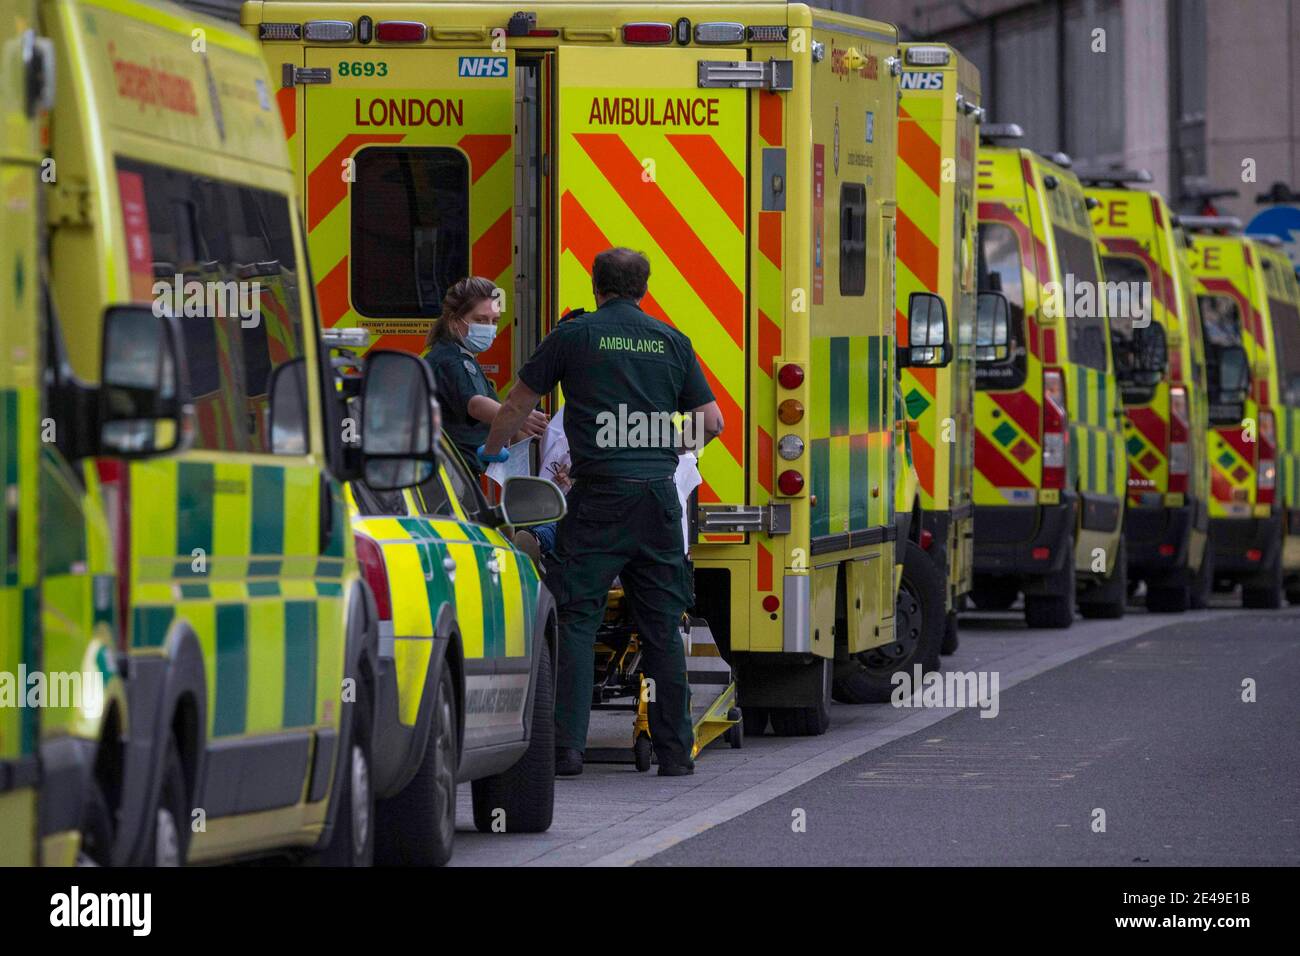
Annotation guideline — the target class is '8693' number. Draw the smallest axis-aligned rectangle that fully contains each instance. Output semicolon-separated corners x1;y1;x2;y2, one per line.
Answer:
337;61;388;77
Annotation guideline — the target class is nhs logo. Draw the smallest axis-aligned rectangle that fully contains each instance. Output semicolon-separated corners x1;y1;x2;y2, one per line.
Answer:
900;71;944;90
458;56;508;78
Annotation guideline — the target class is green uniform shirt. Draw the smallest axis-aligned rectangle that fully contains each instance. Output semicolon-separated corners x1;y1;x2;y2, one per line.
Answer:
518;297;714;480
424;338;498;472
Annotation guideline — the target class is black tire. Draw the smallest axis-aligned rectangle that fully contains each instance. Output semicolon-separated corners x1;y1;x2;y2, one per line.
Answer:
832;540;945;704
471;638;555;833
1079;538;1127;619
77;777;114;867
633;733;652;772
970;578;1019;611
1024;531;1076;629
725;712;743;749
1242;546;1284;609
940;610;959;655
742;706;769;738
1190;548;1213;609
770;657;832;736
315;679;376;866
376;666;458;866
142;737;189;867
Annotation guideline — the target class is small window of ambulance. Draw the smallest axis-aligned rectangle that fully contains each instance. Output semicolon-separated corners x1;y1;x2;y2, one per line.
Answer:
115;159;310;455
351;148;470;318
975;222;1028;390
839;183;867;297
1267;290;1300;406
1053;226;1109;371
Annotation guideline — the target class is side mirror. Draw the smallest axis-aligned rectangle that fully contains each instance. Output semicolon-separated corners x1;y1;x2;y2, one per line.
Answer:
975;290;1012;362
267;358;309;455
500;476;567;527
97;306;190;457
898;291;952;369
360;350;440;491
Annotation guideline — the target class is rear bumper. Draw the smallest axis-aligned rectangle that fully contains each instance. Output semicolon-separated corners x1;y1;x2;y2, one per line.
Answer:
1211;514;1282;576
1125;502;1200;573
973;496;1075;577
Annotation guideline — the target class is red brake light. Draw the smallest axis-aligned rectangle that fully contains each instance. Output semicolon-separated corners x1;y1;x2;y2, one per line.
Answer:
920;529;934;551
355;534;392;621
1257;410;1276;505
778;363;804;390
623;22;673;44
1168;386;1189;493
1041;368;1068;491
777;470;805;496
376;20;427;42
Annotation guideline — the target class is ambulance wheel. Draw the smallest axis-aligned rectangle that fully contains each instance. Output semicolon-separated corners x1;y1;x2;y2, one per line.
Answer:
743;706;769;738
833;540;944;704
940;610;960;655
77;777;114;867
376;666;458;867
1024;534;1076;629
1242;548;1284;609
1079;539;1127;619
144;736;189;867
472;638;555;833
726;709;743;749
1190;551;1214;609
770;657;832;736
633;733;653;772
315;679;375;866
970;578;1018;611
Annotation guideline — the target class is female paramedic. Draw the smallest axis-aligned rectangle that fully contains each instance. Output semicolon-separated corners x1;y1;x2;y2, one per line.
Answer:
423;276;549;474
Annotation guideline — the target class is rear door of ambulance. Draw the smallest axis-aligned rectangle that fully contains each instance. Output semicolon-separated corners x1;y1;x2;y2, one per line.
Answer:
551;45;748;518
295;44;518;388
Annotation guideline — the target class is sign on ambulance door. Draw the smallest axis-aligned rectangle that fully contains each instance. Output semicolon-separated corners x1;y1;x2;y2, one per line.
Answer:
556;48;748;507
301;49;517;388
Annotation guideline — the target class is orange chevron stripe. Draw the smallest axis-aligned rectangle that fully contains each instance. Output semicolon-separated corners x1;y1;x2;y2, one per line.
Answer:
898;107;940;195
759;90;783;147
757;427;773;495
573;133;745;350
307;133;404;231
276;87;295;140
909;365;936;397
472;207;512;281
911;429;935;497
316;256;350;328
458;133;511;185
666;134;745;232
759;211;782;268
758;310;781;378
897;208;939;291
560;190;744;467
756;538;773;591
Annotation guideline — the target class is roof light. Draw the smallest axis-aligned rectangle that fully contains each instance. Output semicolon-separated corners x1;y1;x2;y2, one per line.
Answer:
695;21;745;44
905;45;950;65
304;20;355;42
358;16;372;43
1180;215;1243;233
259;22;302;41
1076;167;1153;186
528;28;560;37
979;122;1024;143
623;22;673;44
376;20;427;43
675;17;691;44
748;25;789;43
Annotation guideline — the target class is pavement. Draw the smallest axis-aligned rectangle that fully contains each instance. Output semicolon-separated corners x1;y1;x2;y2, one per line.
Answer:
450;602;1300;866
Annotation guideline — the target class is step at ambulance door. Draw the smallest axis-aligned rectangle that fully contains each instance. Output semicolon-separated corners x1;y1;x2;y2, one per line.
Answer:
554;48;749;512
300;48;517;390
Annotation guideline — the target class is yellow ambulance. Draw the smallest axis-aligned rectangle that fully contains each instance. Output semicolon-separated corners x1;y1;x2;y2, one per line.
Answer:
1186;218;1300;606
893;41;980;656
1082;171;1213;611
972;127;1127;627
28;0;442;866
247;1;954;734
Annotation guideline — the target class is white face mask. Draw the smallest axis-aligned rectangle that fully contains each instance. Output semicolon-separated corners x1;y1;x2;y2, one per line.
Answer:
463;322;497;354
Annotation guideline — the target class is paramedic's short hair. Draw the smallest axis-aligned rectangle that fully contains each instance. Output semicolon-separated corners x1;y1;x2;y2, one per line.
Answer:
592;248;650;300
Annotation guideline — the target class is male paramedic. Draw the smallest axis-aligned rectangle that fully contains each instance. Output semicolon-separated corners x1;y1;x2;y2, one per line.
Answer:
480;248;724;777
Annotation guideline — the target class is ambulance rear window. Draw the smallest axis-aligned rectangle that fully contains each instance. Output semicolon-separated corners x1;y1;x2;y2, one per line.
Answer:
351;148;470;318
975;222;1028;391
1267;294;1300;406
1053;226;1108;371
839;183;867;297
1197;295;1242;348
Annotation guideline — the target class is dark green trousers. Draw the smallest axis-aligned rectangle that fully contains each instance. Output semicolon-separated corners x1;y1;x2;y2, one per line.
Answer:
547;477;694;766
